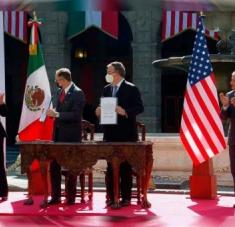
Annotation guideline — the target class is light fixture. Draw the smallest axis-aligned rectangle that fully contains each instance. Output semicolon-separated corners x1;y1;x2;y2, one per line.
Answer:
74;48;87;59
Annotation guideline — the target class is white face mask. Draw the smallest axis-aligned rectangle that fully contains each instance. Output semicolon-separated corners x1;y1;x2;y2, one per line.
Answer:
105;74;113;83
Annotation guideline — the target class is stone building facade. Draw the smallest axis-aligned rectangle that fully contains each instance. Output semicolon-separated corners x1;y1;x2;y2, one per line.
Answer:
35;3;163;133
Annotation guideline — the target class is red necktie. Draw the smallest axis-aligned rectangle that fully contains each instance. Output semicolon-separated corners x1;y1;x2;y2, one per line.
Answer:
59;89;65;103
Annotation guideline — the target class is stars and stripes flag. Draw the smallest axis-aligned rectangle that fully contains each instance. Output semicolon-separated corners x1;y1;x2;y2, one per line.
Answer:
162;10;219;41
180;15;226;165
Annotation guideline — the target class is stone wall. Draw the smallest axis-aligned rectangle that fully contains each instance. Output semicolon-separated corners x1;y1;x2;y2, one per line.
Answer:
149;136;232;187
35;5;163;133
33;10;71;96
91;135;233;187
123;8;162;132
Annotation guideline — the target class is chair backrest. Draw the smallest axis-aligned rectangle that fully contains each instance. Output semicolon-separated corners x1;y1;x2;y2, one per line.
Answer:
82;120;95;141
136;121;146;141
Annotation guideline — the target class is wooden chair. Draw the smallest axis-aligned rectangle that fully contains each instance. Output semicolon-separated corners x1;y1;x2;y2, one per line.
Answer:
62;119;95;203
132;122;146;204
134;122;155;203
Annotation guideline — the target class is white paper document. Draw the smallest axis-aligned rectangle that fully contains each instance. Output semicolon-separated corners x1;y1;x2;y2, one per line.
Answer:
39;95;52;122
100;97;117;125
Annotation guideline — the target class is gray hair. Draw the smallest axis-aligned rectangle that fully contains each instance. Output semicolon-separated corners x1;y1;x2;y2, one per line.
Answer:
107;61;126;78
55;68;72;81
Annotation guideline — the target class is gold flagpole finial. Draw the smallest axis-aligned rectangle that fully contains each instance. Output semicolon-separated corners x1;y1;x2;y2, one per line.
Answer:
33;11;37;21
200;11;205;17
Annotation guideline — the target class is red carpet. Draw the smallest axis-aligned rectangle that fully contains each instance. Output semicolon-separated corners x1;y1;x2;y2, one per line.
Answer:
0;192;235;226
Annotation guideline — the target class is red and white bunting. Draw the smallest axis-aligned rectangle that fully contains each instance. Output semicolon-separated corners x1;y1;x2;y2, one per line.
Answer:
162;10;219;41
3;11;27;43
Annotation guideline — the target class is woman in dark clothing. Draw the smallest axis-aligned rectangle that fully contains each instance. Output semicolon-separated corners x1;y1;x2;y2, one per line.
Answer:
0;93;8;201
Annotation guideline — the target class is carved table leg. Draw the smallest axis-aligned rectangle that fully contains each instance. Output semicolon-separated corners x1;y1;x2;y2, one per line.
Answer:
79;173;85;203
23;168;34;205
39;160;50;208
111;156;121;209
88;171;93;200
141;146;153;208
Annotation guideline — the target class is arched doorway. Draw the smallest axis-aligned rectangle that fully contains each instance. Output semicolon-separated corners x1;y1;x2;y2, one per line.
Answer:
4;34;28;145
69;13;133;129
161;30;217;132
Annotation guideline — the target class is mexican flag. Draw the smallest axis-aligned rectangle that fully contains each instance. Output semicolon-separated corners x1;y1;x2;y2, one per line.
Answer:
18;19;54;141
67;10;119;39
53;0;119;39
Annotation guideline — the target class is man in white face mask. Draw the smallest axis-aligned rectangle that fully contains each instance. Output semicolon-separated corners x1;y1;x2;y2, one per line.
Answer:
95;61;144;208
105;72;114;84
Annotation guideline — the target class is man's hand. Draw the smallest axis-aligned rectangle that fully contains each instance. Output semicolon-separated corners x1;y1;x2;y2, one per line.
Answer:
231;97;235;107
15;135;20;142
0;93;5;105
95;107;101;117
219;92;229;107
116;106;127;117
47;108;59;118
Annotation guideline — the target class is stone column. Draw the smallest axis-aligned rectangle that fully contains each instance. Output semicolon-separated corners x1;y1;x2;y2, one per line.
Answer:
123;9;162;132
34;11;71;95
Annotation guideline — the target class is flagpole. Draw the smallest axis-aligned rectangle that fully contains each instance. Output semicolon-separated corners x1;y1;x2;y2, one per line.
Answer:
33;10;37;21
179;11;225;199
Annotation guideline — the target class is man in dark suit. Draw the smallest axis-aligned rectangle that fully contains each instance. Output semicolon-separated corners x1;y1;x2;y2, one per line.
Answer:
0;93;8;201
95;61;144;207
220;71;235;207
47;68;85;205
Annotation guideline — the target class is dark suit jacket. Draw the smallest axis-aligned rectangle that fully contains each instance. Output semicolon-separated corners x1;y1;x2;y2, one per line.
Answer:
0;104;7;138
54;83;85;142
221;90;235;146
102;80;144;142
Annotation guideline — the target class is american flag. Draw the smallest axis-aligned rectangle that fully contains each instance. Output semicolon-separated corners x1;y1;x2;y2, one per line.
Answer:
162;10;220;41
3;11;28;43
180;16;226;165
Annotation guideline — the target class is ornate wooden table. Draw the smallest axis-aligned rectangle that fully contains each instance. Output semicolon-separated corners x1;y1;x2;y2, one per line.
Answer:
18;141;153;208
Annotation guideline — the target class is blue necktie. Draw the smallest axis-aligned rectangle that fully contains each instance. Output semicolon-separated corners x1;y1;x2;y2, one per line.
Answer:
112;86;118;97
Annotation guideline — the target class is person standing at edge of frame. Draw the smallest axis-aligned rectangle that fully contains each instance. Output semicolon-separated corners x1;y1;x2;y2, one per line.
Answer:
220;71;235;208
0;93;8;201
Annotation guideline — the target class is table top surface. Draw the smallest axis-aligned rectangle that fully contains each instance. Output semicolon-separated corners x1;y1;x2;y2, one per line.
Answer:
17;141;153;146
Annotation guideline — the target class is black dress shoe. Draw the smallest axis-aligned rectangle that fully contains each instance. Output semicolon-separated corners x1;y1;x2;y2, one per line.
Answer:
106;200;114;207
47;198;61;205
120;199;130;207
0;196;8;201
24;198;34;205
66;199;75;205
40;199;48;208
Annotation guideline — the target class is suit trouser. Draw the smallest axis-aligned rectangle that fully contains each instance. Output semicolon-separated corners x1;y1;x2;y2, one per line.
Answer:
50;160;77;200
106;161;133;201
229;145;235;194
0;137;8;197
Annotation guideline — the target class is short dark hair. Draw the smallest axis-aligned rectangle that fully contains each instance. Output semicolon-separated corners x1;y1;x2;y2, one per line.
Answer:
55;68;72;81
107;61;126;78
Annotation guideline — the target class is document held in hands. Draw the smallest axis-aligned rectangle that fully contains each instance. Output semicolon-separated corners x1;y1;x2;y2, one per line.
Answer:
40;95;52;122
100;97;117;125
